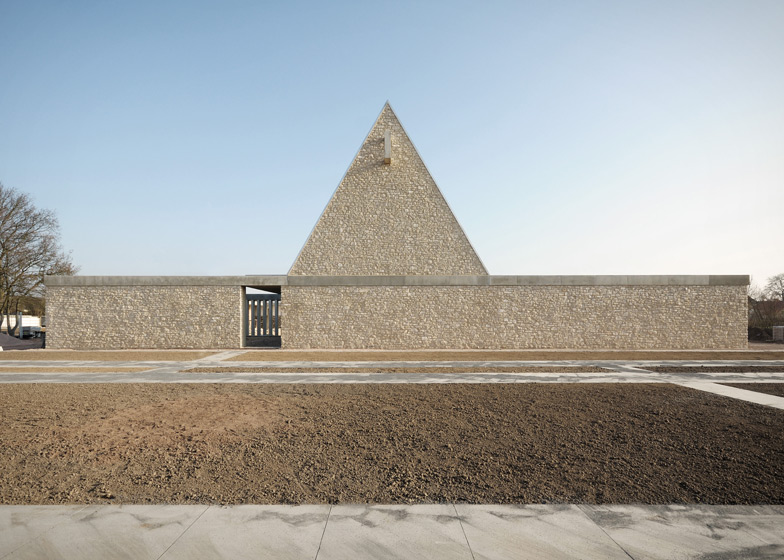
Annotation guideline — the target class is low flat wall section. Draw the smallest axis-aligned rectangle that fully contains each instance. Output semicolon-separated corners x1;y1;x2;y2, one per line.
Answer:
44;275;748;350
46;285;243;349
282;284;748;349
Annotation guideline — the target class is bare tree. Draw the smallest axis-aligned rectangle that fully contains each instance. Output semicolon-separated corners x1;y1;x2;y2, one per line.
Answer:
0;183;77;336
749;273;784;338
763;273;784;302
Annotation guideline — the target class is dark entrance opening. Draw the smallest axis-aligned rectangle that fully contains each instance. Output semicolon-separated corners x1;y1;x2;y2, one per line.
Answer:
244;288;281;348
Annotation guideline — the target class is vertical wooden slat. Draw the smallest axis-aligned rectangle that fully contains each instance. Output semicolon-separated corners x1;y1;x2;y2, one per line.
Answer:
251;300;255;336
244;294;282;339
266;299;272;336
244;298;249;341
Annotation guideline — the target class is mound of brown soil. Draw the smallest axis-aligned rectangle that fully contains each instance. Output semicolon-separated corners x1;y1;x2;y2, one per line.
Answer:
228;350;784;362
1;384;782;505
187;366;609;374
647;366;784;373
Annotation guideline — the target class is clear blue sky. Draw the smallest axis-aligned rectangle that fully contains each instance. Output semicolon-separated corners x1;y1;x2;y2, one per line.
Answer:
1;1;782;288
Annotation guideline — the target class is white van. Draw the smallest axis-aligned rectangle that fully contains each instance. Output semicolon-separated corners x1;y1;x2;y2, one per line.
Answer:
0;315;43;338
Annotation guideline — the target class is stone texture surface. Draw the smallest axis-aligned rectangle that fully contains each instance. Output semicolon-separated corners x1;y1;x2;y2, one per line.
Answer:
46;286;243;349
281;284;748;349
288;103;486;276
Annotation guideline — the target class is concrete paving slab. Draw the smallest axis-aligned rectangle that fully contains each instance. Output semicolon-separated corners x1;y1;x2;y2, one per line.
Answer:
454;504;630;560
580;504;784;560
316;504;473;560
3;371;784;385
2;359;784;369
3;505;784;560
159;505;329;560
0;360;783;388
0;505;89;558
194;350;247;362
676;382;784;410
3;505;207;560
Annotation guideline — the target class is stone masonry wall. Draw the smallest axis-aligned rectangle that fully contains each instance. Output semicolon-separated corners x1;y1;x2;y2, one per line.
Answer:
289;104;486;276
282;285;748;349
46;286;243;349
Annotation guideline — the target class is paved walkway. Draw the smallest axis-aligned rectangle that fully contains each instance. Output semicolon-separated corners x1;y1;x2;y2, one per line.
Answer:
2;504;783;560
2;357;783;558
0;334;42;351
2;359;784;409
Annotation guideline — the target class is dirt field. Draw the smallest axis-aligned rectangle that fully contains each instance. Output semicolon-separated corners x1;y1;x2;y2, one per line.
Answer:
227;349;784;362
647;366;784;373
0;367;153;373
187;366;610;374
2;348;784;362
1;383;782;505
0;350;217;361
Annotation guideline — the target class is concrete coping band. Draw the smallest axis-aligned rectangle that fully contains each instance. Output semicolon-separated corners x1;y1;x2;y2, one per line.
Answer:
45;275;749;287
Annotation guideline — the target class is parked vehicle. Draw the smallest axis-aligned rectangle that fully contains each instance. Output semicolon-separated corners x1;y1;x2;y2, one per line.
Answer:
1;315;43;338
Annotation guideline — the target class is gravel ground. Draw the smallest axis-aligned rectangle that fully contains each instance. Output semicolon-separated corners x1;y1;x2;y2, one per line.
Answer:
722;383;784;398
0;367;153;373
187;366;610;374
646;366;784;373
0;333;43;350
0;351;218;361
2;349;784;362
228;350;784;362
1;383;782;505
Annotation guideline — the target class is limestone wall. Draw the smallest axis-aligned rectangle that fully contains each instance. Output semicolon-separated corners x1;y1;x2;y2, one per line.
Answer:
44;275;748;350
46;285;243;349
282;284;748;349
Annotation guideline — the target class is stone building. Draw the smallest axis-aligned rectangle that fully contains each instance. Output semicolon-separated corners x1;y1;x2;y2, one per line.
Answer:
45;104;748;349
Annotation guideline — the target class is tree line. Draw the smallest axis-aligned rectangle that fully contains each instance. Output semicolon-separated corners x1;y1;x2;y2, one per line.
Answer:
749;274;784;331
0;183;77;336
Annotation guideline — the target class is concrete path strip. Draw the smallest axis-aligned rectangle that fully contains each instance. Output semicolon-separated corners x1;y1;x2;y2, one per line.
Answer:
1;360;784;409
1;504;783;560
193;350;248;362
2;358;784;368
2;362;784;385
676;381;784;410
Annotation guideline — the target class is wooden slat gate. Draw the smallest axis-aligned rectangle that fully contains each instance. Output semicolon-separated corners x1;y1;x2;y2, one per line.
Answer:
245;293;281;346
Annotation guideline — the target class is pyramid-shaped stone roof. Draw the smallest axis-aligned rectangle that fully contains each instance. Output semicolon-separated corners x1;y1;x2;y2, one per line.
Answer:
289;103;487;276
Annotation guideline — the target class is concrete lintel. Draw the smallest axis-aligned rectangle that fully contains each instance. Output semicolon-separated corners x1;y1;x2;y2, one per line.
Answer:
666;275;709;286
405;275;487;286
709;275;750;286
44;275;288;287
558;276;620;286
284;275;747;287
286;276;401;287
45;274;748;289
488;275;518;286
516;276;564;286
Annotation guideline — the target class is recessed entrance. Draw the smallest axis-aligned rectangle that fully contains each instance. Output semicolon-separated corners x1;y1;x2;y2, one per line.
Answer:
244;287;281;348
